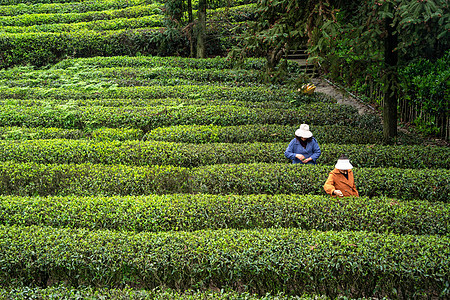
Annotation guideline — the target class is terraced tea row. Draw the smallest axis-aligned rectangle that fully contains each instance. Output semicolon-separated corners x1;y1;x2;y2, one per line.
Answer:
1;194;448;235
0;3;256;67
0;103;362;130
0;139;447;169
1;225;448;298
1;16;162;33
0;0;155;16
51;55;268;70
0;5;161;27
0;126;142;141
145;124;418;144
0;98;299;109
0;58;301;86
0;124;420;144
0;85;313;102
0;28;164;67
0;162;447;201
0;66;267;86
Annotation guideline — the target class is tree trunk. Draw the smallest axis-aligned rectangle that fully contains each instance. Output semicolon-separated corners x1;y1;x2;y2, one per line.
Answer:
196;0;206;58
187;0;194;57
383;16;398;143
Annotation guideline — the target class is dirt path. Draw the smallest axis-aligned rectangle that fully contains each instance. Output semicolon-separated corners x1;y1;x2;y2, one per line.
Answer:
311;78;376;116
310;78;450;146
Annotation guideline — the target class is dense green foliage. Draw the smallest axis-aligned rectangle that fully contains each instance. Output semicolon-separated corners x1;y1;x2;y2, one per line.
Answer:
0;139;447;169
0;2;258;66
0;126;143;141
1;194;448;235
312;0;449;139
229;0;449;139
0;0;154;16
398;51;450;135
191;164;449;201
0;162;447;201
0;123;422;145
145;124;420;144
0;287;326;300
0;3;447;294
1;225;448;298
0;103;363;130
0;85;309;102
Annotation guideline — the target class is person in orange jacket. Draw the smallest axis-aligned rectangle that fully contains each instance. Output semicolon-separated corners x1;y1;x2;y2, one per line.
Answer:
323;155;359;197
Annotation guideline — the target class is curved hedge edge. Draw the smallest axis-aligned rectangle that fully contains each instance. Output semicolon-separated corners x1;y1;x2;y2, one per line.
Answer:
0;225;448;299
0;194;448;236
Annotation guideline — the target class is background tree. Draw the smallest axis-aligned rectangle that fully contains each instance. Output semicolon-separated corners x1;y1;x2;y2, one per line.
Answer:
228;0;341;82
165;0;235;58
230;0;449;141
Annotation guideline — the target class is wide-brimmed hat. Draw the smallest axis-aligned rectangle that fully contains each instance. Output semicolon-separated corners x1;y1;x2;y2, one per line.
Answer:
295;124;313;138
335;156;353;170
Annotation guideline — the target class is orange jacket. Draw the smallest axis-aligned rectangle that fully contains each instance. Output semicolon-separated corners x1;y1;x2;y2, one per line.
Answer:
323;169;359;197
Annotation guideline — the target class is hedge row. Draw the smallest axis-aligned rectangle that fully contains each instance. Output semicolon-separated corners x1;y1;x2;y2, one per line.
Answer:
0;225;448;298
0;66;265;87
0;0;253;8
146;124;421;144
51;55;265;71
209;3;258;22
0;161;189;196
0;162;447;201
0;139;447;169
0;0;152;17
1;194;448;235
191;164;449;201
0;98;297;109
0;10;253;66
0;124;365;142
0;0;136;6
0;85;314;103
0;103;362;130
0;28;185;68
0;286;323;300
0;123;421;145
0;5;161;27
1;16;162;33
70;66;264;84
0;126;143;141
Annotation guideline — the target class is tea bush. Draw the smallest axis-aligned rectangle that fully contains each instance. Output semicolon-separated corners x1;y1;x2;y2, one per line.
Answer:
0;162;447;201
146;124;421;144
0;194;448;235
0;139;447;169
0;103;361;130
0;225;448;298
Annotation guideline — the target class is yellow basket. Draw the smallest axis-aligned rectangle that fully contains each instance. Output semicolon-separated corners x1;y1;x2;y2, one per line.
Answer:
300;84;316;94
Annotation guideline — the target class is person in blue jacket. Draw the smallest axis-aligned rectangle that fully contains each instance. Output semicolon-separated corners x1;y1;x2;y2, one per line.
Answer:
284;124;321;164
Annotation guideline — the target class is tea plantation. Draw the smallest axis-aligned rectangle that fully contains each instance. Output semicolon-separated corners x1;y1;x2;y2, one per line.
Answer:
0;0;449;299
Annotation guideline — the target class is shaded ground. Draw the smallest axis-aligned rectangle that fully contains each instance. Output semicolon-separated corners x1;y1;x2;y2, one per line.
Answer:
310;78;449;146
311;78;376;116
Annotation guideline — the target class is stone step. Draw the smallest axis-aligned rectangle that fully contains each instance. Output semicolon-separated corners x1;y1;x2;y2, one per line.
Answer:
286;50;308;60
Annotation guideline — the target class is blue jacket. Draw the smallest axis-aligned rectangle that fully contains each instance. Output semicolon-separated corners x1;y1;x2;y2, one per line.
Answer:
284;137;321;164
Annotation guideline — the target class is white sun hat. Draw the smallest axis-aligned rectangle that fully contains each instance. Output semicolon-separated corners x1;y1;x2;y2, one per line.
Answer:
335;157;353;170
295;124;313;138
